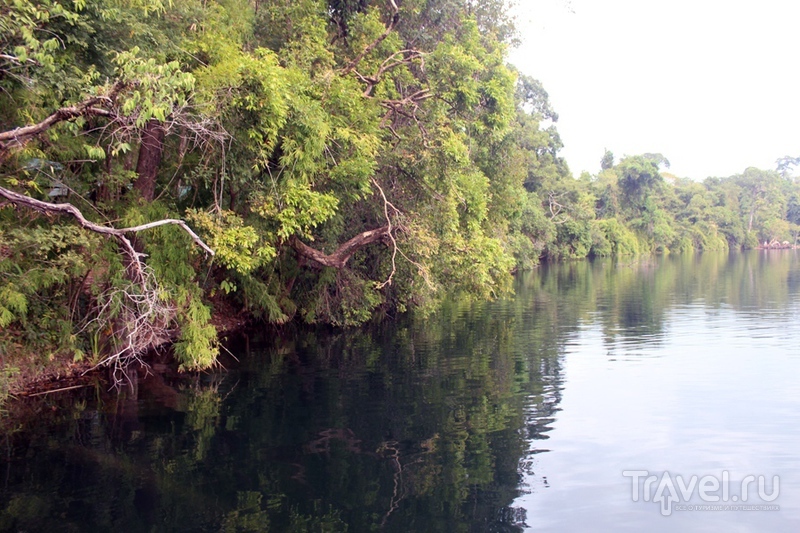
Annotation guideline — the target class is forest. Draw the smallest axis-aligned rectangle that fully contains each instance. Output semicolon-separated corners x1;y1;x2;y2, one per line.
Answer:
2;0;800;388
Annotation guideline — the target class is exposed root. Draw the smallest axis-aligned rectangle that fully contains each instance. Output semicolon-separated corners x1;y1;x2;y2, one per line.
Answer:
83;258;175;389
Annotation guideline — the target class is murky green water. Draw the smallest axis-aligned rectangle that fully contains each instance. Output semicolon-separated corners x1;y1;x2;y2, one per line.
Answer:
2;251;800;532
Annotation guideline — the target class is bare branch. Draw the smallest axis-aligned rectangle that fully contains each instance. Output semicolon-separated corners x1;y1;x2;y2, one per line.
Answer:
0;53;38;66
372;178;399;289
291;226;390;269
0;185;214;256
547;191;569;224
357;49;426;96
81;259;176;386
379;89;432;142
381;89;432;108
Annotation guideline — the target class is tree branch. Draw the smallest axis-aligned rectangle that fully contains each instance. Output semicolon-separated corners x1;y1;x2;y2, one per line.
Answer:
372;178;400;288
356;49;425;96
291;226;390;268
0;81;125;157
0;185;214;256
0;53;39;66
341;0;400;75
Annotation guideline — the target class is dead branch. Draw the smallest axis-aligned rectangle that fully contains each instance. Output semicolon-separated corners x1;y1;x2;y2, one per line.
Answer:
83;260;176;387
0;53;39;67
381;89;432;108
546;192;572;225
372;178;400;288
24;384;90;397
0;186;214;256
291;226;390;269
379;89;432;143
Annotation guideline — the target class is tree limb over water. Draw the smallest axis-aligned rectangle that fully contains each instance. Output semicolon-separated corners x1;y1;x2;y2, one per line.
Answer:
0;186;214;258
291;226;390;269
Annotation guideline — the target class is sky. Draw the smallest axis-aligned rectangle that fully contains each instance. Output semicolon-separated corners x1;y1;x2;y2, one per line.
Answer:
507;0;800;180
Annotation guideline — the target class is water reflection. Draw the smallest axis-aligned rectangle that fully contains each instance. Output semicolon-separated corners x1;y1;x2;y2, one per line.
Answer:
2;251;800;531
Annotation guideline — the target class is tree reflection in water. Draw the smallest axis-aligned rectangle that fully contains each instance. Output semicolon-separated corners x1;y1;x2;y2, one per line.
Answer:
2;251;797;532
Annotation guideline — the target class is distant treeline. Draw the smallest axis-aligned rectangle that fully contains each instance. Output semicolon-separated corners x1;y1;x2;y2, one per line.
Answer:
528;153;800;262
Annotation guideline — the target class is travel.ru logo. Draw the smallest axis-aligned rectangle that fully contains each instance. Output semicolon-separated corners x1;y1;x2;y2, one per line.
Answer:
623;470;780;516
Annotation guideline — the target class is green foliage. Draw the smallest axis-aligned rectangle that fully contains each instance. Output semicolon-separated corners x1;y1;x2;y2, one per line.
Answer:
0;220;107;360
617;155;664;209
593;218;639;256
297;267;383;327
0;0;80;76
173;293;218;371
0;364;19;405
187;209;274;274
120;203;219;368
235;275;292;324
114;47;196;126
253;182;340;241
5;0;800;386
508;192;554;269
0;285;26;328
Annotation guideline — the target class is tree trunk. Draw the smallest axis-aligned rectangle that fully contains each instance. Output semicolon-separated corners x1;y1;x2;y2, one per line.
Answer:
134;120;166;202
229;185;237;212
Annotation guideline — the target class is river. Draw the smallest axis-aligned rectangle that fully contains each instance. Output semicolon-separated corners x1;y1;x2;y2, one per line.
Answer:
1;251;799;531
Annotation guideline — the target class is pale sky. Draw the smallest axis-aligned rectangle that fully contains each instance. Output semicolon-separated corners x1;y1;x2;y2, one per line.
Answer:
508;0;800;180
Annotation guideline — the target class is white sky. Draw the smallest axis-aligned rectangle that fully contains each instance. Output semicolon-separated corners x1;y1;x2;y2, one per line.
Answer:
508;0;800;180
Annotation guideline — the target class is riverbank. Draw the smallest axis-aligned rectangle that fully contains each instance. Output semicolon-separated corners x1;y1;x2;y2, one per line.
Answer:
2;298;251;405
5;248;798;404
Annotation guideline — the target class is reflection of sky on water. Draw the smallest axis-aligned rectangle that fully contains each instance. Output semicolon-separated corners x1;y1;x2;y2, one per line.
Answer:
515;291;800;531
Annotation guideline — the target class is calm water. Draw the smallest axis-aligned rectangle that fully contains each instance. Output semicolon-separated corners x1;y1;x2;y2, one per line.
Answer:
2;251;800;532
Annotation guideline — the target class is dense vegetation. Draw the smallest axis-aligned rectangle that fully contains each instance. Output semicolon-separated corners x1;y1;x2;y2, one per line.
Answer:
1;0;799;381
